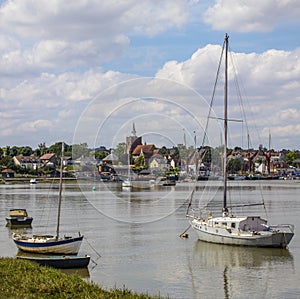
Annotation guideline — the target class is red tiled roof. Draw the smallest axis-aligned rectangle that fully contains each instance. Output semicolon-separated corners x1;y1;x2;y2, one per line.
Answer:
40;153;56;160
1;168;15;173
132;144;155;155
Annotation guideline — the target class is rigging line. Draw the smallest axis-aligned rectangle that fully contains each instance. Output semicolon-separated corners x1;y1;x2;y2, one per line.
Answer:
40;178;57;235
258;180;268;217
185;186;196;215
186;39;226;217
179;224;191;238
200;38;226;148
229;48;264;148
84;235;101;259
229;50;251;148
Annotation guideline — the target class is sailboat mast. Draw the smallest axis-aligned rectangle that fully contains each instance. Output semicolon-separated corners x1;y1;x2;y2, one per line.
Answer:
223;34;229;211
56;142;64;239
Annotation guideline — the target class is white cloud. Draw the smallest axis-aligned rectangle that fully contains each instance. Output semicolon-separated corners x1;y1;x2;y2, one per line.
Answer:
0;0;299;150
155;43;300;149
0;0;190;74
203;0;300;32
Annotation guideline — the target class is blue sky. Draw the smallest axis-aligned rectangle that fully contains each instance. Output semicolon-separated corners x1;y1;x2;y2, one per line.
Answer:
0;0;300;151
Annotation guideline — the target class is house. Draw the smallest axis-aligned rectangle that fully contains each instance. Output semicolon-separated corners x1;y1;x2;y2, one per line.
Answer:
13;155;40;170
39;153;58;167
102;151;119;165
149;154;169;172
131;144;157;165
1;168;15;178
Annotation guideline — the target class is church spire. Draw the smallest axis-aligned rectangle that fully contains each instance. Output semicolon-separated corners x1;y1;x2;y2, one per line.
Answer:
131;122;136;136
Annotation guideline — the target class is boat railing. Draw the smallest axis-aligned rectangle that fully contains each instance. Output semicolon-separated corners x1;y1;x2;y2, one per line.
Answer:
187;208;212;220
269;224;295;233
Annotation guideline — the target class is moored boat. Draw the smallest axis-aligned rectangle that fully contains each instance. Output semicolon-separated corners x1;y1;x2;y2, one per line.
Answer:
186;34;294;248
12;142;84;254
12;233;83;254
16;254;90;269
6;209;33;227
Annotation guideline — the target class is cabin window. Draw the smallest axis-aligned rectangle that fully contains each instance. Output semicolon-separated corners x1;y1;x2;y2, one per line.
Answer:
231;223;236;228
222;222;227;227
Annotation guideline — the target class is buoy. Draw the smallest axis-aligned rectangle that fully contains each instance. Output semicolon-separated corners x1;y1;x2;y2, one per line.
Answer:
182;233;189;238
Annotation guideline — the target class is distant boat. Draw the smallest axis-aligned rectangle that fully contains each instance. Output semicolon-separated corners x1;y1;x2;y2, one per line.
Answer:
16;254;90;269
186;34;294;248
122;179;132;188
156;177;176;186
30;178;37;184
12;142;83;254
6;209;33;227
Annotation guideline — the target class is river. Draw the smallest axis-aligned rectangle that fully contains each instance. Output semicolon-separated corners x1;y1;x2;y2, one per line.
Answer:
1;180;300;299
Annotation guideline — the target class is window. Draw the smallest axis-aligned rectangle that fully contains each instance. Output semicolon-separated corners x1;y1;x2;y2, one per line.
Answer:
231;223;236;228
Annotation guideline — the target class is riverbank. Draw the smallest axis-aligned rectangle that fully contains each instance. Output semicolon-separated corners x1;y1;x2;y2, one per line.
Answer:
0;177;77;184
0;258;166;299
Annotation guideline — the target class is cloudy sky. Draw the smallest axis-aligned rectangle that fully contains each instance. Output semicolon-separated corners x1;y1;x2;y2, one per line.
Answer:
0;0;299;151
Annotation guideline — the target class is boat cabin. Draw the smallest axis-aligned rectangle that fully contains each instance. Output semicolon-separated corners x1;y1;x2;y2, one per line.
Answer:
209;216;268;232
8;209;29;218
6;208;33;227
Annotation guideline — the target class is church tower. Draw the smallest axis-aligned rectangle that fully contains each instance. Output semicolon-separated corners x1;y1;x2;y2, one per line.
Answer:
126;122;142;154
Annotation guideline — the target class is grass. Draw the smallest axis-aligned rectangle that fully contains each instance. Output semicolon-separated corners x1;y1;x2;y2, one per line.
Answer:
0;258;168;299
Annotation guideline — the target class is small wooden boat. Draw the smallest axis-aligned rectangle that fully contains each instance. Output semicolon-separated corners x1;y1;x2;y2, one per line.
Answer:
16;254;90;269
6;209;33;227
12;143;84;254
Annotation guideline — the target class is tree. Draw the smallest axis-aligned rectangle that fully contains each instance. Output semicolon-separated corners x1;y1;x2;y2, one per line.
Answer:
20;146;33;156
35;142;48;156
227;158;242;174
135;155;145;168
114;143;126;158
72;143;89;159
0;156;15;169
159;146;168;155
94;151;109;160
285;151;296;166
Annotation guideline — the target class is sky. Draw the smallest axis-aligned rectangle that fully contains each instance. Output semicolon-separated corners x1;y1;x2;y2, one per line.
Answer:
0;0;299;151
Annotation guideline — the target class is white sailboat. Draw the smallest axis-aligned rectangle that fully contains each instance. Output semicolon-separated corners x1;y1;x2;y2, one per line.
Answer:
12;142;83;254
187;34;294;248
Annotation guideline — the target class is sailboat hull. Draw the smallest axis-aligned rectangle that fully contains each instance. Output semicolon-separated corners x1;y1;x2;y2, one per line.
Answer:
12;235;83;254
190;218;294;248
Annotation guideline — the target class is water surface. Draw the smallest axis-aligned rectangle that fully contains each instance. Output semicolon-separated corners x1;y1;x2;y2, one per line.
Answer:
1;180;300;298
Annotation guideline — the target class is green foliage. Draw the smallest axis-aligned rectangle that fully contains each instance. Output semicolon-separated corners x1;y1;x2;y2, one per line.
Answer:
0;156;15;169
285;151;297;166
72;143;89;159
227;158;242;174
158;146;168;155
0;258;164;298
135;155;145;167
48;142;72;156
94;150;109;160
114;142;126;158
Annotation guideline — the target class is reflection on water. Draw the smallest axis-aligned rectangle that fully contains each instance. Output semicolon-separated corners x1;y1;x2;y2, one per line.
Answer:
6;226;32;238
1;181;300;298
191;241;294;298
60;267;90;279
